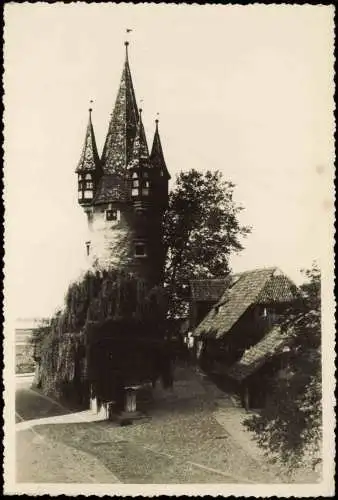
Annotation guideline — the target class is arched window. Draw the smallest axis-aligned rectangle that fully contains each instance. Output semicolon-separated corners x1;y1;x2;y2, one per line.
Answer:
132;171;139;196
84;190;93;200
83;173;93;189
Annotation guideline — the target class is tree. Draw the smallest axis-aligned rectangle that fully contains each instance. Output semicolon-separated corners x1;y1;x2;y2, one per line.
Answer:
163;169;251;317
244;263;322;473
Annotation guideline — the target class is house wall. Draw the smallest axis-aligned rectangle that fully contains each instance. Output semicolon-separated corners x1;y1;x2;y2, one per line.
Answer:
199;304;290;370
190;301;216;330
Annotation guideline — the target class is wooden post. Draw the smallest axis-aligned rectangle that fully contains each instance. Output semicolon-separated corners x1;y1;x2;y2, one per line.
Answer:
125;388;137;413
89;385;108;418
89;384;97;412
243;386;250;411
33;363;41;387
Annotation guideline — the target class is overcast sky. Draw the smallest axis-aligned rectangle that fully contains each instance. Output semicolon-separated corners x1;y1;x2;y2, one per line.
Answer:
4;4;334;319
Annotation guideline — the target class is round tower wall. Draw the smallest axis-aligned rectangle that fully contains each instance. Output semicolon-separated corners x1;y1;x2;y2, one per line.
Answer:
86;204;164;286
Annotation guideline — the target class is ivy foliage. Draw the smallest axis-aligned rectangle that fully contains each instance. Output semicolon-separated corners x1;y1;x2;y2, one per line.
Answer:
33;270;171;405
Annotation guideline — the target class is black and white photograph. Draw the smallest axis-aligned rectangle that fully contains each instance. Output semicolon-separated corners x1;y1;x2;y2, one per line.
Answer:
3;3;335;496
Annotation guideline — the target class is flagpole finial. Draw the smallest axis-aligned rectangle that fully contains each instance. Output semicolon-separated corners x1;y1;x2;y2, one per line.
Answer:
155;112;159;127
125;28;132;56
89;99;94;114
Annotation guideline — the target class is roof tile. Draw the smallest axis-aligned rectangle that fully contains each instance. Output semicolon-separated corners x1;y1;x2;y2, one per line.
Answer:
226;326;293;381
93;175;130;204
190;279;228;301
194;268;277;339
101;47;139;176
193;268;298;340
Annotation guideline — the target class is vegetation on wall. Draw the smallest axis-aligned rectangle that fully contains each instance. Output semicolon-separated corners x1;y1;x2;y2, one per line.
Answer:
33;270;170;405
244;263;322;472
163;169;251;317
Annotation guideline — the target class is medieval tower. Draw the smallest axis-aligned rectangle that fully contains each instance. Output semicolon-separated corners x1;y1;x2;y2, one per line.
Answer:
75;42;170;286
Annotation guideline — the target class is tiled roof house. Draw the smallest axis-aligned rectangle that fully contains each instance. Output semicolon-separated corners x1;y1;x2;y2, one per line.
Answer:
190;267;299;409
193;267;298;339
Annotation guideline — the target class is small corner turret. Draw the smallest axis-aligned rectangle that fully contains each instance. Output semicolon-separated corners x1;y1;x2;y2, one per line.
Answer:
128;108;152;211
76;106;102;207
150;118;170;209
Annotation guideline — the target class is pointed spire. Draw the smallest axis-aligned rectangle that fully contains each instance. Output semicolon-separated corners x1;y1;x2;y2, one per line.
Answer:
125;40;129;61
128;108;150;169
150;117;171;179
75;105;101;173
101;42;139;176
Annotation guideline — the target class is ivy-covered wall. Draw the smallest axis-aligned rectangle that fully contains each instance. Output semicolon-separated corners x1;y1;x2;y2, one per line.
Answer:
33;269;172;407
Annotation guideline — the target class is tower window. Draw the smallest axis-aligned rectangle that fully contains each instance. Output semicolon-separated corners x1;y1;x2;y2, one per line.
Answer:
143;171;149;179
85;173;92;180
132;188;139;197
84;190;93;199
132;172;138;179
106;208;120;221
132;179;139;188
134;242;147;257
78;191;83;200
86;181;93;189
78;181;83;190
142;188;149;196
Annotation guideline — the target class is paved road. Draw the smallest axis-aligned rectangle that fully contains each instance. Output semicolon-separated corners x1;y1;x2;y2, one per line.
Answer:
16;379;120;484
15;371;271;484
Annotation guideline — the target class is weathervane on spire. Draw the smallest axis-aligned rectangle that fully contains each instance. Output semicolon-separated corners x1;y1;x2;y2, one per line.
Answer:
155;112;160;124
89;99;94;113
125;28;133;51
